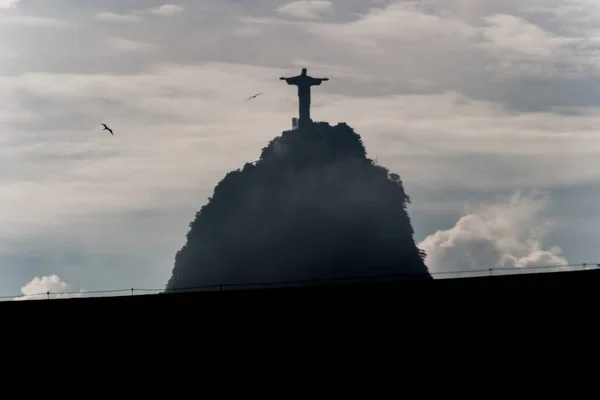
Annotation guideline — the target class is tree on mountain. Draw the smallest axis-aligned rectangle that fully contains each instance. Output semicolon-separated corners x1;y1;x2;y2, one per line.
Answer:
165;121;431;291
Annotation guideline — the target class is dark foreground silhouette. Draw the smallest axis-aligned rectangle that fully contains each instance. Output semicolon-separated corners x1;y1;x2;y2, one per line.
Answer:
165;121;431;292
3;269;599;310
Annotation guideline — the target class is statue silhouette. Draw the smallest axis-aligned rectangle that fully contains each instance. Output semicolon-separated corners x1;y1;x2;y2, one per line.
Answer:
280;68;329;129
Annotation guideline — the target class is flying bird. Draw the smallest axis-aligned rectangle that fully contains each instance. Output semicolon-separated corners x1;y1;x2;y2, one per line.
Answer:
101;123;113;135
245;93;263;102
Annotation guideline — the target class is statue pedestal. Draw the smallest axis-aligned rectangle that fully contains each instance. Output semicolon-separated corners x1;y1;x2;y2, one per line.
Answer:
298;118;312;131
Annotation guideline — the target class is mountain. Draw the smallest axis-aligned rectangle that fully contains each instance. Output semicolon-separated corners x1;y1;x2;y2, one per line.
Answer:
165;121;431;291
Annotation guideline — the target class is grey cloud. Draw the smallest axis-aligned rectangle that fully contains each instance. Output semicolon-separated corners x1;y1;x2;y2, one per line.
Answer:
233;0;600;111
463;77;600;112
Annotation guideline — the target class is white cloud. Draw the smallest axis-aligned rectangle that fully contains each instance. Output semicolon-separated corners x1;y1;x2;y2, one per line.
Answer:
277;1;333;20
0;15;72;27
418;191;569;278
94;12;142;22
148;4;184;16
479;14;575;59
0;0;19;9
104;37;158;53
13;275;84;301
88;4;186;22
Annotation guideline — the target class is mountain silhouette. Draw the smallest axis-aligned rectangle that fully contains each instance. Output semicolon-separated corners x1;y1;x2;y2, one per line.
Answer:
165;121;432;291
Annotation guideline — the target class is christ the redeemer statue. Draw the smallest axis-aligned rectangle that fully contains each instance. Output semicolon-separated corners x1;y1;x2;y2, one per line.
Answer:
280;68;329;129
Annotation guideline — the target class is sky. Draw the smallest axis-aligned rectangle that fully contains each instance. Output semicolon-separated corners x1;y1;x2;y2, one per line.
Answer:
2;0;600;299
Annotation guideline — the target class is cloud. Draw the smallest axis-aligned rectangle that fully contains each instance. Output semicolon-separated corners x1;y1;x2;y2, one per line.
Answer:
478;13;576;60
94;12;142;22
232;24;263;37
12;275;83;301
148;4;184;16
418;191;569;278
91;3;185;22
0;15;72;27
104;37;158;53
0;0;18;9
4;61;600;244
249;0;600;82
0;47;15;59
4;0;600;295
277;1;333;20
311;2;475;44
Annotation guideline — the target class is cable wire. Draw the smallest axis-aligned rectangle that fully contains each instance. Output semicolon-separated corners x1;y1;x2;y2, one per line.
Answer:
2;262;597;301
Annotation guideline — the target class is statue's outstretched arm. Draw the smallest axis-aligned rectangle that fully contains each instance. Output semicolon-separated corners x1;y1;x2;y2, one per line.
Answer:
309;77;329;86
280;76;299;85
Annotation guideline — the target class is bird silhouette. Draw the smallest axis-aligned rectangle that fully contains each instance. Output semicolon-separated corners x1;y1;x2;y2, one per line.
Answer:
245;93;263;102
101;123;113;135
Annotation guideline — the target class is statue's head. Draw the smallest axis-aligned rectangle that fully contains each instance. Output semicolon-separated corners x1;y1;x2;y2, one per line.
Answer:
301;68;307;75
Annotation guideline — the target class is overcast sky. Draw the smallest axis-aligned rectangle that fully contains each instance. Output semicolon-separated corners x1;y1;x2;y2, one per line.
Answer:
2;0;599;299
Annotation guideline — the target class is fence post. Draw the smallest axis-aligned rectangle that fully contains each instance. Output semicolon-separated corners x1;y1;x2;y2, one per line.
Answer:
46;291;50;300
